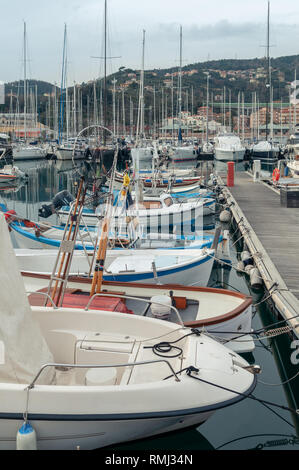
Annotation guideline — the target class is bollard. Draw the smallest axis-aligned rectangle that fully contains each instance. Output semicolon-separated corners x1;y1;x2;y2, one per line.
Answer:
227;162;235;187
253;160;261;182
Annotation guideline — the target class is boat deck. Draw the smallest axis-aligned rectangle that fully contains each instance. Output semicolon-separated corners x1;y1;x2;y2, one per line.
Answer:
228;172;299;300
28;287;199;323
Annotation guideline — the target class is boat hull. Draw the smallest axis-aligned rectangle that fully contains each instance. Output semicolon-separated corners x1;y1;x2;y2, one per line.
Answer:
0;410;213;451
251;151;279;172
13;148;45;160
215;149;245;161
55;148;85;161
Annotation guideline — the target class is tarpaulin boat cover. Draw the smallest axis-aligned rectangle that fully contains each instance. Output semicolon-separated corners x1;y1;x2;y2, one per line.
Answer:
0;213;55;384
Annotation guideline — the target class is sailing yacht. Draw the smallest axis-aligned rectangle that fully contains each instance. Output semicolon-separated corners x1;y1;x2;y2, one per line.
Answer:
251;1;280;172
13;144;46;161
13;23;46;162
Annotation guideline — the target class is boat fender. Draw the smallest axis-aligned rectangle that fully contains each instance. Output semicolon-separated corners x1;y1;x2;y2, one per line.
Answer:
219;209;231;223
16;422;37;450
250;267;263;289
218;193;226;204
244;264;254;274
237;261;245;272
150;295;172;320
241;251;254;268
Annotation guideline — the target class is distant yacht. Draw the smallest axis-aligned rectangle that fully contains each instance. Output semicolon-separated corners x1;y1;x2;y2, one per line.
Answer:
252;2;280;173
214;134;245;161
13;144;46;161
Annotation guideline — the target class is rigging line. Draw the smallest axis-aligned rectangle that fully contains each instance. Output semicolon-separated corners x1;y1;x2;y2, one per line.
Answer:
185;367;299;418
215;433;298;450
258;370;299;387
258;400;295;429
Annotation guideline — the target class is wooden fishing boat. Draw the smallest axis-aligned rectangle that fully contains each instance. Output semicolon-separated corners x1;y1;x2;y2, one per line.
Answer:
17;247;215;287
113;170;202;189
23;272;254;353
58;193;215;228
0;165;25;184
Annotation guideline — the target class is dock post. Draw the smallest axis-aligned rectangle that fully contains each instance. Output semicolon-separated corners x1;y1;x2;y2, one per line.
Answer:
227;161;234;187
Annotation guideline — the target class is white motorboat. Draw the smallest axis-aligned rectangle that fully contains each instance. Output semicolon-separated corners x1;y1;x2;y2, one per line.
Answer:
0;213;257;450
214;134;245;161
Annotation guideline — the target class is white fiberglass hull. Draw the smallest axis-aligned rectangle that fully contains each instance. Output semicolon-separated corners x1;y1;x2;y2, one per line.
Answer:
55;148;85;161
13;147;46;160
58;199;214;228
215;149;245;161
15;248;214;287
0;410;213;451
21;268;254;353
0;306;256;450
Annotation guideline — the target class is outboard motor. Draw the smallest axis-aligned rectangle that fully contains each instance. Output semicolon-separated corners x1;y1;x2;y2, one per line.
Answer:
39;190;75;219
52;190;75;210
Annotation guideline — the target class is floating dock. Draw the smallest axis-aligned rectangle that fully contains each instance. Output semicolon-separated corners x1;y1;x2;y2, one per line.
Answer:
219;171;299;339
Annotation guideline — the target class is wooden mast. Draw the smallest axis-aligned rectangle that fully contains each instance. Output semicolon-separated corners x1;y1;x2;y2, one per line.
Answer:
90;144;118;296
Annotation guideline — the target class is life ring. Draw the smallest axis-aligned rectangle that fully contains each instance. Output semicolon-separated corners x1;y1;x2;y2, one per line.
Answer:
272;168;280;182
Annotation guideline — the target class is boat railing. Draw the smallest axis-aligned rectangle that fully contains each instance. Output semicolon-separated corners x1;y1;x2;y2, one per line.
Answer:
27;358;181;390
27;290;184;325
84;292;184;326
26;291;58;309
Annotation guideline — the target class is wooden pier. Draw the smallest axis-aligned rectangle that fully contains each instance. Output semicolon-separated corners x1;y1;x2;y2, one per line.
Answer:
219;171;299;339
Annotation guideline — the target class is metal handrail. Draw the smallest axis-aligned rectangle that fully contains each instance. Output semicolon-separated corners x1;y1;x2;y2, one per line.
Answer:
28;289;185;326
27;358;181;390
84;292;184;326
26;291;58;309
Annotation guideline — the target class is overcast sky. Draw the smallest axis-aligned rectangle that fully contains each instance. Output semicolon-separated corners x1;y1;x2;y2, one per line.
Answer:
1;0;299;85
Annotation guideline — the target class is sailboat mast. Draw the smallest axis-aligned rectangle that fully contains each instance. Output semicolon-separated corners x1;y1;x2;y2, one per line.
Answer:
23;22;27;142
136;29;145;142
206;73;210;144
141;29;145;138
58;24;67;144
265;0;270;141
178;25;182;141
103;0;107;131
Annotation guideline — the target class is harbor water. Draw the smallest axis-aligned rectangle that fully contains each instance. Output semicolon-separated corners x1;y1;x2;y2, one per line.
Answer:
1;158;298;451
